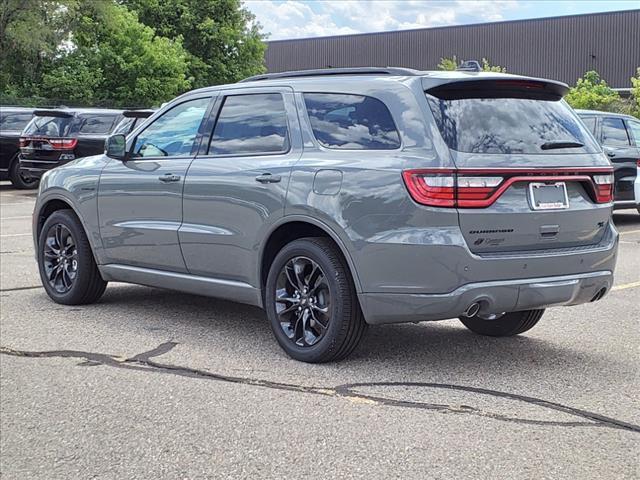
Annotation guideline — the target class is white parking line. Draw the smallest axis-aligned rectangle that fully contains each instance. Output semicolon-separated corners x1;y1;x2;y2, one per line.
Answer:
619;229;640;236
1;215;32;220
0;233;31;238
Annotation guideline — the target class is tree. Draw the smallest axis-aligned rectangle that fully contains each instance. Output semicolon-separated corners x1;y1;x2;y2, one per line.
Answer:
436;56;506;72
565;71;620;111
123;0;266;88
40;3;191;107
630;68;640;118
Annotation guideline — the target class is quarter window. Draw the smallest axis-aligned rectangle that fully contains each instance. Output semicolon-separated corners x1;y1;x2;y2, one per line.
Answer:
580;116;596;135
625;119;640;146
209;94;289;155
303;93;400;150
132;98;209;158
602;117;630;147
0;112;33;131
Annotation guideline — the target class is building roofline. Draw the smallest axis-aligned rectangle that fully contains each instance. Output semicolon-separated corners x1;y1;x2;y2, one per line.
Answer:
265;9;639;44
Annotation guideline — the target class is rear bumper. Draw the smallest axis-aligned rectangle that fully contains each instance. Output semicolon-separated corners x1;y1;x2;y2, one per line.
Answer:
359;270;613;325
19;156;65;180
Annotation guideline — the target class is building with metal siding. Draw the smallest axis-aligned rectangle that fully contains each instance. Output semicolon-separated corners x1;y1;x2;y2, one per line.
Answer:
264;10;640;88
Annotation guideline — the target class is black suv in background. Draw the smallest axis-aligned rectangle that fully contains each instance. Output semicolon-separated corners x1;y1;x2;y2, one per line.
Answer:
0;107;37;188
18;108;126;181
577;110;640;211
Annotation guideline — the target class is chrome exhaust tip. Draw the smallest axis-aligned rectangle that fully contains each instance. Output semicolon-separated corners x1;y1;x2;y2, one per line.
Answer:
462;302;481;318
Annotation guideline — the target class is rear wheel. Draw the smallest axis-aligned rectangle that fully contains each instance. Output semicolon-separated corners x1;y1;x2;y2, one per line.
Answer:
38;210;107;305
9;156;39;189
459;309;545;337
265;237;366;363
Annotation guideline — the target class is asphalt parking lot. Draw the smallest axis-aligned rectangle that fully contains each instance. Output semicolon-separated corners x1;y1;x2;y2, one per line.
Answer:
0;181;638;479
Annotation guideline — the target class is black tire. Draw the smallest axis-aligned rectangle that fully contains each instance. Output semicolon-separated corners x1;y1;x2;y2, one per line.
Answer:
38;209;107;305
459;309;545;337
265;237;366;363
8;155;39;189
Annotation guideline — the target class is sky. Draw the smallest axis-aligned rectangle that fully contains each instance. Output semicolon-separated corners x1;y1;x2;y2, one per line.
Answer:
243;0;638;41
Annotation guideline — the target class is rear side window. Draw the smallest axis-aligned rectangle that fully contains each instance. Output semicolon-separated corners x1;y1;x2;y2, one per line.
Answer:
78;115;117;134
303;93;400;150
626;119;640;146
112;117;135;135
209;93;289;155
426;95;598;154
602;117;631;147
0;112;33;131
23;115;74;137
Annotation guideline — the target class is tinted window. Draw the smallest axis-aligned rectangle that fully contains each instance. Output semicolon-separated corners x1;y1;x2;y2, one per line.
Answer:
580;116;596;134
304;93;400;150
209;94;289;155
133;98;209;158
78;114;117;134
23;115;74;137
0;112;33;131
112;117;135;135
602;117;631;147
426;95;598;154
626;119;640;146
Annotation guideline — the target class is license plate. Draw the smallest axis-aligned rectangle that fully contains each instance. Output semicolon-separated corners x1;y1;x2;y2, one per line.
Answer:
528;182;569;210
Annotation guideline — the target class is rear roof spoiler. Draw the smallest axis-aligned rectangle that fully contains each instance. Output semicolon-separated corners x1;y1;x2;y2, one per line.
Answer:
423;76;569;100
33;109;74;118
122;109;154;118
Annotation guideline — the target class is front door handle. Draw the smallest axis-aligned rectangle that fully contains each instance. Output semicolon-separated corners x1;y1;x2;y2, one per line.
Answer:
606;151;616;158
159;173;181;183
255;173;281;184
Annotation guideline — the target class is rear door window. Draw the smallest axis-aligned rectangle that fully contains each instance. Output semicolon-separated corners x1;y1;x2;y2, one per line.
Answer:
303;93;400;150
601;117;631;147
78;115;117;134
0;112;33;131
426;95;598;154
580;116;596;135
208;93;289;155
625;119;640;147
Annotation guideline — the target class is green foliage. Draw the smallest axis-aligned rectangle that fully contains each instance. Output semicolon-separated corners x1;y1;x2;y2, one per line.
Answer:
565;71;620;111
123;0;267;88
436;56;506;73
437;56;458;71
630;68;640;118
1;0;266;107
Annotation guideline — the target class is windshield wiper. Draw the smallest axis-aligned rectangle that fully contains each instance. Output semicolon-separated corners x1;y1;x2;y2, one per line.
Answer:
540;141;584;150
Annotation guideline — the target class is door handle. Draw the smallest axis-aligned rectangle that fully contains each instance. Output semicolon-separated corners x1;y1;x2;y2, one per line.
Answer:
255;173;281;184
606;151;616;158
159;173;181;183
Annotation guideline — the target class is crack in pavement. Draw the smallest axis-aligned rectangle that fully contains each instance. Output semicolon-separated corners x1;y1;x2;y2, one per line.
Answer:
1;342;639;434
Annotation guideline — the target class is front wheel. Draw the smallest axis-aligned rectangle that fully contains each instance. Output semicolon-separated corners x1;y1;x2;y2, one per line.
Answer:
265;237;366;363
459;309;545;337
38;210;107;305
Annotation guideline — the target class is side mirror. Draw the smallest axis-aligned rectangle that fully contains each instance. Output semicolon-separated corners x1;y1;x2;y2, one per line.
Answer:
105;134;128;160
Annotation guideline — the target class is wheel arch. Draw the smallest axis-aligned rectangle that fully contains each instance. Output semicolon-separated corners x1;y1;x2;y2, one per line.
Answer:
259;216;362;294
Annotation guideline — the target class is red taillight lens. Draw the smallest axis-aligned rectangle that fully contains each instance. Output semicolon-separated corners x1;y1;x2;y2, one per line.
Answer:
592;173;614;203
48;138;78;150
402;170;456;207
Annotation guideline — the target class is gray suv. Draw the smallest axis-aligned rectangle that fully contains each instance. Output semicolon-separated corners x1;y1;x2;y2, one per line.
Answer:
33;67;618;362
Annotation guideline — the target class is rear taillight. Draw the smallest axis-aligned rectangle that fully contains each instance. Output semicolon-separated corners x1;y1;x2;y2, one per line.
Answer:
18;137;27;147
403;168;614;208
48;138;78;150
592;173;614;203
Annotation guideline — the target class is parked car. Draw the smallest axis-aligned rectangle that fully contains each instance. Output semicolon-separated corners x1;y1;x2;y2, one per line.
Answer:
576;110;640;212
0;106;37;188
33;67;617;362
111;109;155;135
18;108;125;181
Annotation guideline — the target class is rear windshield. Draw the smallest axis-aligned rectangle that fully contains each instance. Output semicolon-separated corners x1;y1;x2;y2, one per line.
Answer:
23;115;74;137
426;95;599;154
0;111;33;131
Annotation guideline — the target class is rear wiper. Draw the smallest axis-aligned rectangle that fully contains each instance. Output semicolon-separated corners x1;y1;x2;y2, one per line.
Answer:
540;141;584;150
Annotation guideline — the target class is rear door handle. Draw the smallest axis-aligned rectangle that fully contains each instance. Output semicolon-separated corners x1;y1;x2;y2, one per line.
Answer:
159;173;181;183
255;173;281;184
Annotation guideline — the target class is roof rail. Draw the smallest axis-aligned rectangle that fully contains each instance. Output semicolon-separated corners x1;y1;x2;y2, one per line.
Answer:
239;67;422;83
